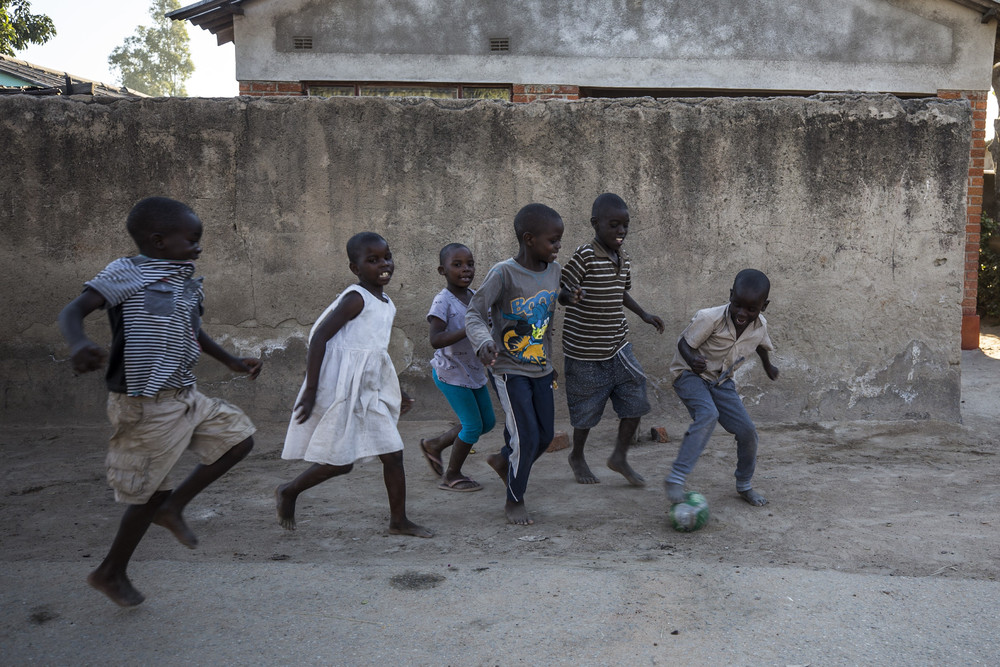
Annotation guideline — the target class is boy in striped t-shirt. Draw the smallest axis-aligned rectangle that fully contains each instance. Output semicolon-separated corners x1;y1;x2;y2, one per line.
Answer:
59;197;262;607
559;193;664;486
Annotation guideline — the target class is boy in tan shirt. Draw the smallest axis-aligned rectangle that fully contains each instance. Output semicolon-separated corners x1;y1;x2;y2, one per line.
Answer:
666;269;778;507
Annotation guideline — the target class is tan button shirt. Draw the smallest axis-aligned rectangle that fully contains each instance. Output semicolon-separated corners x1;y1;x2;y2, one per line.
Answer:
668;304;773;383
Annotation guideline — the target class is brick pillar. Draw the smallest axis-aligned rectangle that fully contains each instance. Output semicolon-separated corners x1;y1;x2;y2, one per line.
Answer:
512;84;580;103
238;81;305;97
938;89;987;350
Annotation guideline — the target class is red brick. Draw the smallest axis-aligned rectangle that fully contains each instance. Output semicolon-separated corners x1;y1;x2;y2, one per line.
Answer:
512;84;526;94
937;90;961;99
277;82;303;92
251;82;277;92
969;233;981;244
512;94;529;103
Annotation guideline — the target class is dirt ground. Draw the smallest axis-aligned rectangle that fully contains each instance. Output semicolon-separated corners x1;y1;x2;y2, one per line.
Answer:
2;329;998;665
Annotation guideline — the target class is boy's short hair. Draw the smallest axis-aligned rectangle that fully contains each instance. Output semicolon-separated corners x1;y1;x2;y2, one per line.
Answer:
346;231;387;263
439;242;469;265
513;203;561;244
733;269;770;297
125;197;196;248
591;193;627;219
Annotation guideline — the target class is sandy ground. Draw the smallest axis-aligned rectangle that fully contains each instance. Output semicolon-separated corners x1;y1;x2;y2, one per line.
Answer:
2;330;998;665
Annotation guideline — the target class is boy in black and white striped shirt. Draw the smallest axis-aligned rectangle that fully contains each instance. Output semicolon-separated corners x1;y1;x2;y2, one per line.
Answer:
59;197;261;607
559;193;664;487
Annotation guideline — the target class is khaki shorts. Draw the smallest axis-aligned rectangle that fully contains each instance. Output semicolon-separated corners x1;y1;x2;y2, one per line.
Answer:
105;386;256;504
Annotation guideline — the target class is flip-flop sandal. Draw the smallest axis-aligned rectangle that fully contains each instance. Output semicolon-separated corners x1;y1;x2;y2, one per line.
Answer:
437;477;483;492
419;439;444;477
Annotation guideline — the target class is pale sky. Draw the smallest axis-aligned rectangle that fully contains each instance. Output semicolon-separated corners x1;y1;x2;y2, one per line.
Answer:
17;0;238;97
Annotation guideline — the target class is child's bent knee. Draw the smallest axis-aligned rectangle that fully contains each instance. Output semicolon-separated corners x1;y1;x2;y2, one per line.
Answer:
230;436;254;459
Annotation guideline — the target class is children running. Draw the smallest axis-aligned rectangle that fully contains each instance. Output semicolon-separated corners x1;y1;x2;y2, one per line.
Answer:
276;232;432;538
665;269;779;507
559;193;664;486
420;243;496;492
466;203;579;525
58;197;262;607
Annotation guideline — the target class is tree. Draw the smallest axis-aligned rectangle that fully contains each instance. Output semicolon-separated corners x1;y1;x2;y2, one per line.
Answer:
0;0;56;56
108;0;193;96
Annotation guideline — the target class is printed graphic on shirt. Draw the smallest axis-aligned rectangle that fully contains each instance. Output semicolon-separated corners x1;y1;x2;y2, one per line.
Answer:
502;289;556;366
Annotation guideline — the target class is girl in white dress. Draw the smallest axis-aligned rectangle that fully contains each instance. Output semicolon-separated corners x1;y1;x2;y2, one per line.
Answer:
276;232;432;538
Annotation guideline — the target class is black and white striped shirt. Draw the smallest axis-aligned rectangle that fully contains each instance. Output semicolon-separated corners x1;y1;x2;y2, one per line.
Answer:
86;256;203;396
560;243;632;361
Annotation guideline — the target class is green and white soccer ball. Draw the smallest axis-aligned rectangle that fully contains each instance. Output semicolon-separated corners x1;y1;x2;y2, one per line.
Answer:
669;491;709;532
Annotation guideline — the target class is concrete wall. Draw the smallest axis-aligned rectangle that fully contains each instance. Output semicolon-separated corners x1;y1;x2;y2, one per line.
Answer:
0;94;970;426
234;0;996;94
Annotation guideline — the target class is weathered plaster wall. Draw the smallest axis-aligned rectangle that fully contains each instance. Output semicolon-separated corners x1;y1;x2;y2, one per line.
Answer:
0;94;969;426
235;0;996;94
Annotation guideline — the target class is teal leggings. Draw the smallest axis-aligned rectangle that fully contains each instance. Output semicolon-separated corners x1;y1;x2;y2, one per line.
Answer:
432;369;496;444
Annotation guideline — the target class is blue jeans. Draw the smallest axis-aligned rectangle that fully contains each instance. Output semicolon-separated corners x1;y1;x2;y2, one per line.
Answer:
432;369;496;444
667;371;758;492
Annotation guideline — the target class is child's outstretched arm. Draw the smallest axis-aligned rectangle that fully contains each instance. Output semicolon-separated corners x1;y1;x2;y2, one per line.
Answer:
756;345;779;380
58;288;109;374
623;292;665;333
465;268;503;368
295;291;365;423
198;330;263;379
678;337;708;374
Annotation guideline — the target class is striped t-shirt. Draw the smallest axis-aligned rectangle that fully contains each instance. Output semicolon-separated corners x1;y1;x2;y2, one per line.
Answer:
85;256;203;396
560;242;632;361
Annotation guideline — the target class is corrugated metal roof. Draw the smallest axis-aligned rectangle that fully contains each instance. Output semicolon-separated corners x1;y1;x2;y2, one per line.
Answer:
0;54;147;97
167;0;244;46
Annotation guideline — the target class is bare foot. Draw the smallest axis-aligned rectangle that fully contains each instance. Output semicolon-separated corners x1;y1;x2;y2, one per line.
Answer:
739;488;768;506
505;500;534;525
152;506;198;548
665;481;686;504
388;519;434;538
275;484;297;530
606;454;645;486
568;453;600;484
486;452;508;483
87;569;145;607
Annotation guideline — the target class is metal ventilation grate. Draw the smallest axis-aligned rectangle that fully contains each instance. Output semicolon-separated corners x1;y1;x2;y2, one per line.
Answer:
489;37;510;52
293;36;313;50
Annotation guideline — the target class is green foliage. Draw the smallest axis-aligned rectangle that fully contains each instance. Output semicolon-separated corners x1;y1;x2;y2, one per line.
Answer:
108;0;193;96
979;212;1000;321
0;0;56;56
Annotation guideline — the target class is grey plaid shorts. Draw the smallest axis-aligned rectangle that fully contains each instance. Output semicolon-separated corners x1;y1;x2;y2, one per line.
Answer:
563;342;650;429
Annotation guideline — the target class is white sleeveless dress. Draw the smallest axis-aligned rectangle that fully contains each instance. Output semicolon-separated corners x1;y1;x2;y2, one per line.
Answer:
282;285;404;465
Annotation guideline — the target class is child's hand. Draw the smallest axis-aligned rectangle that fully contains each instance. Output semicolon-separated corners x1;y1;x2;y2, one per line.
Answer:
689;355;708;374
559;286;585;305
400;391;415;415
643;313;665;334
764;363;779;381
230;357;263;380
70;341;108;374
477;342;499;367
294;389;317;424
